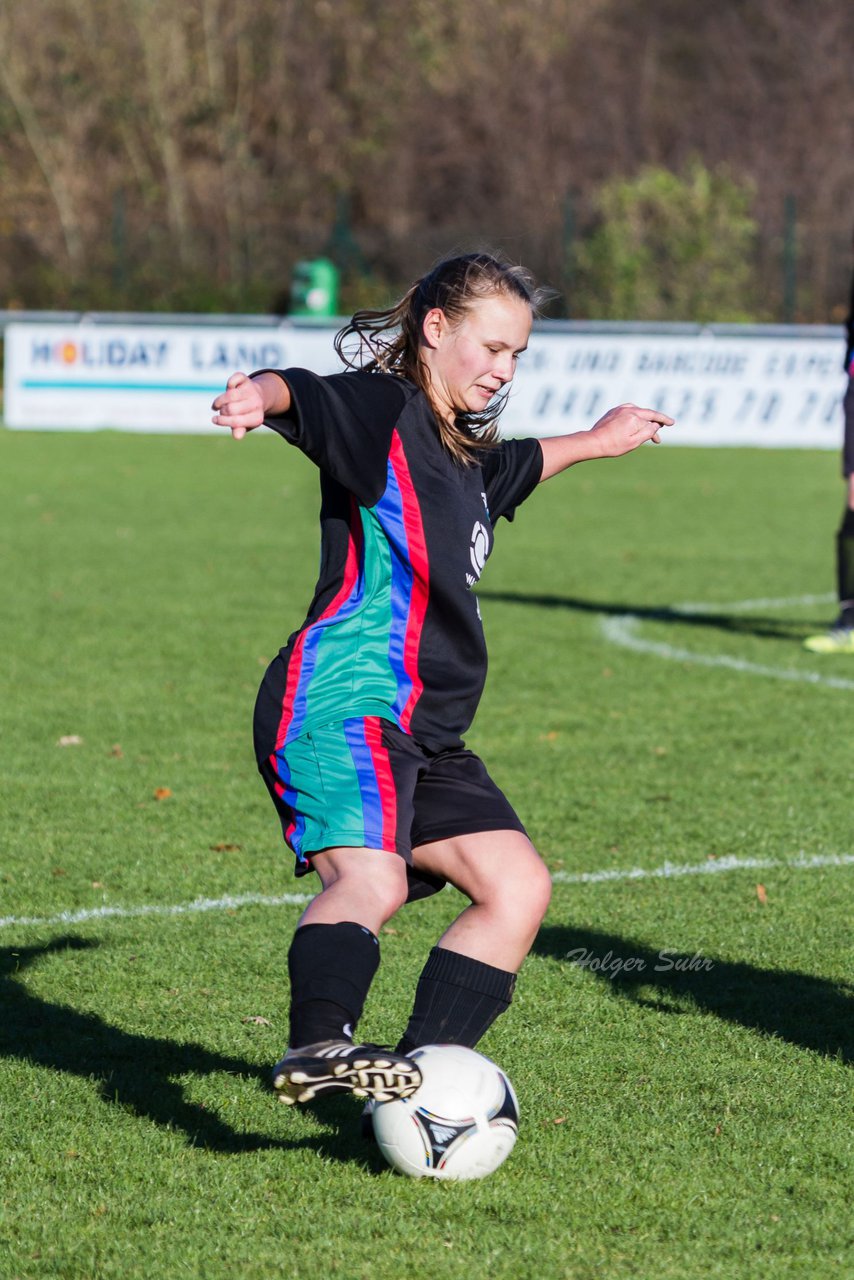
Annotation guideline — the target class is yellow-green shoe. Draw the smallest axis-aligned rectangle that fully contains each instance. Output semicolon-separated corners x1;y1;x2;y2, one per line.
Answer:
803;627;854;654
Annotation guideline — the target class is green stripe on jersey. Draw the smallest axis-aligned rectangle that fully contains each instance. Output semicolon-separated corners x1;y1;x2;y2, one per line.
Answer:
303;507;399;730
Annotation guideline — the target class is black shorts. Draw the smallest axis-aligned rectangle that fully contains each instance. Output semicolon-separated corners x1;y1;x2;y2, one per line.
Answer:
256;715;527;902
843;377;854;478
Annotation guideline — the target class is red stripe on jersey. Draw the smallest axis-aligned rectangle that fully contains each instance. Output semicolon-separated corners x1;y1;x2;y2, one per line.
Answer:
364;716;398;850
274;496;363;750
388;431;429;730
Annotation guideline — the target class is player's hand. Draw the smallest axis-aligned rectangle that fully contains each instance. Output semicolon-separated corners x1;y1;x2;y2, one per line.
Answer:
211;371;265;440
590;404;674;457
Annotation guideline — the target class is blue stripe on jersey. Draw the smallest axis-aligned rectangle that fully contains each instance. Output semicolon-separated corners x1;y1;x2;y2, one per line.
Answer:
373;459;415;721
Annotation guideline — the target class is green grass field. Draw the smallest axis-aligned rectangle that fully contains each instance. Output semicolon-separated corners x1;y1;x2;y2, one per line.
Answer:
1;428;852;1280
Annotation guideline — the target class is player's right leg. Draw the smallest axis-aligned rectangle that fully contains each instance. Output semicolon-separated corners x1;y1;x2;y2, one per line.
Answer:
256;717;425;1105
272;846;422;1105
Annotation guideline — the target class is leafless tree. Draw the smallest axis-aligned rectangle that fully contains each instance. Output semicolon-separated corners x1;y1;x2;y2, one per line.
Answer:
0;0;851;318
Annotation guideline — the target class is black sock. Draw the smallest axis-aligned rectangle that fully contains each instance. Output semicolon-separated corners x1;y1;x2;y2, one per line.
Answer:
287;921;380;1049
836;507;854;619
396;946;516;1054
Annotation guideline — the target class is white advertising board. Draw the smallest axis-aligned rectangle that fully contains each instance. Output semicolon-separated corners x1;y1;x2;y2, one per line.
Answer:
504;331;848;448
4;320;849;447
3;323;342;433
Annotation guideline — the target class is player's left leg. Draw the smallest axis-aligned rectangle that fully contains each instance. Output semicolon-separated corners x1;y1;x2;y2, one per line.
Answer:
414;828;552;970
395;828;552;1053
805;384;854;652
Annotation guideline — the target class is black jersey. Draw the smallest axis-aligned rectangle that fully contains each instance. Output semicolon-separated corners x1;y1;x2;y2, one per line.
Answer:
257;368;542;752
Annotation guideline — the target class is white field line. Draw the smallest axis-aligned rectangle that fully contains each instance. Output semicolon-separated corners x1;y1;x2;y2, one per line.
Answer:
1;852;852;932
0;892;313;932
671;593;835;615
601;592;854;691
551;851;854;884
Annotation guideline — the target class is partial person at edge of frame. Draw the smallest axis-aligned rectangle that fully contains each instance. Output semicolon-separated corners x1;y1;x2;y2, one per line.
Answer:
805;225;854;654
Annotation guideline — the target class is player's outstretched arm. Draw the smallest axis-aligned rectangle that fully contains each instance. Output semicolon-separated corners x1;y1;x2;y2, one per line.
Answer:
538;404;674;482
211;370;291;440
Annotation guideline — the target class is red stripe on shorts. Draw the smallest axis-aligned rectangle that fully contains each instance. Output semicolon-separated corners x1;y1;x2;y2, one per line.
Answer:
364;716;398;852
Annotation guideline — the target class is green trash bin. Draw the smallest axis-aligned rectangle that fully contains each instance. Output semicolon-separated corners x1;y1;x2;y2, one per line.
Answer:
290;258;339;317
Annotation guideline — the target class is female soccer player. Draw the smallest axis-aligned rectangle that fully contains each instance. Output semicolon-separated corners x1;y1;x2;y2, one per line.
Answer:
212;253;672;1106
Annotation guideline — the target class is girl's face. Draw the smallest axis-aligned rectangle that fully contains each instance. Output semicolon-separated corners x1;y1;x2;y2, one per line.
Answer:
421;293;533;423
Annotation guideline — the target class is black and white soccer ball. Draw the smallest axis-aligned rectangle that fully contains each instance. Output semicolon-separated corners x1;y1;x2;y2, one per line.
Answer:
372;1044;519;1180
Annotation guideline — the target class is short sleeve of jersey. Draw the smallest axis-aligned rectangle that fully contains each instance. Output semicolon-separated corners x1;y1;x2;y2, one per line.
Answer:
259;368;411;507
481;436;543;523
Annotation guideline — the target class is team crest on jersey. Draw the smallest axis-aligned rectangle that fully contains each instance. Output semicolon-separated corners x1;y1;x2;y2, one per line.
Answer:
466;520;491;587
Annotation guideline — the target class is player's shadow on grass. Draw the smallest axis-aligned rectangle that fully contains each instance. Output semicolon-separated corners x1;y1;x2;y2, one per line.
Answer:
477;589;813;641
0;937;376;1164
534;926;854;1064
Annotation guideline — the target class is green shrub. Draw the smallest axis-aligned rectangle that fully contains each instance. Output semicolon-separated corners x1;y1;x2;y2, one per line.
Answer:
571;162;764;322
